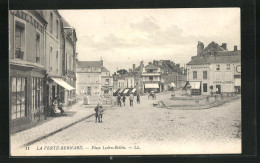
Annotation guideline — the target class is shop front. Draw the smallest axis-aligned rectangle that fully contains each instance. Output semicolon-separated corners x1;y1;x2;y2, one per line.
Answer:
10;64;46;133
144;83;160;93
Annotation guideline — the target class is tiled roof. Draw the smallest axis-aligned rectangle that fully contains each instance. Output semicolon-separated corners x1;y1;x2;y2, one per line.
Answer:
101;66;110;72
145;64;158;70
187;51;241;65
77;61;102;68
203;41;225;53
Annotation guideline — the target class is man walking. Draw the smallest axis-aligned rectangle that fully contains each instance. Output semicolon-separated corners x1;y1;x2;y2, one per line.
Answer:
129;93;134;106
137;94;140;104
122;94;126;106
117;94;122;107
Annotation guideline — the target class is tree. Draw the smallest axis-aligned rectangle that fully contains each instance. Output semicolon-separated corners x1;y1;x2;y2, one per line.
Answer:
210;85;213;96
117;69;127;75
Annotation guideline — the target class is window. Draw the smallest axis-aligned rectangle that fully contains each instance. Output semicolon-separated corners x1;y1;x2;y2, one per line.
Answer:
36;34;40;63
216;65;220;70
11;77;26;119
203;83;207;92
149;76;153;81
106;79;109;85
15;22;25;59
203;71;207;79
31;78;43;116
56;19;59;39
50;12;53;34
226;64;230;70
193;71;197;79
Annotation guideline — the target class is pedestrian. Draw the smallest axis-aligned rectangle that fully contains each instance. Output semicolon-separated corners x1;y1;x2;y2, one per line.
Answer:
122;94;126;106
137;94;140;104
129;93;134;106
83;93;89;105
117;94;122;107
94;104;100;123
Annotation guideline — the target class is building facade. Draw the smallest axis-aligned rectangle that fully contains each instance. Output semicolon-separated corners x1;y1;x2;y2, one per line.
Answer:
9;10;47;132
101;66;113;96
186;41;241;95
42;10;63;107
61;18;77;106
76;61;102;96
142;62;162;93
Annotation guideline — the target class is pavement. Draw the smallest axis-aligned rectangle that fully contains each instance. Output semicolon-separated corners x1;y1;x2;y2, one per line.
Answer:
10;100;114;152
10;92;241;156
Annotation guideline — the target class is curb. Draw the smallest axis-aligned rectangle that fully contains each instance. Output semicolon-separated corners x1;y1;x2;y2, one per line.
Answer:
162;96;240;110
22;104;115;147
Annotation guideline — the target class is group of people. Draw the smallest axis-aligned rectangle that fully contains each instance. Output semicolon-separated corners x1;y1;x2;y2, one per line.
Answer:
50;96;67;117
117;93;140;107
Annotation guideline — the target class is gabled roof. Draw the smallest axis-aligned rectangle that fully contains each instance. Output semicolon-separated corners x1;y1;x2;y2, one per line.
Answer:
101;66;110;72
145;64;158;70
203;41;225;53
77;61;102;68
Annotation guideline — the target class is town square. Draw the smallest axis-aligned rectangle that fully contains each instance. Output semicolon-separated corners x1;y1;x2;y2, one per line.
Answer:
9;9;241;155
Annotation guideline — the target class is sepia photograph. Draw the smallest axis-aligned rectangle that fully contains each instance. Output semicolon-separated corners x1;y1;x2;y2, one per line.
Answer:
9;8;241;156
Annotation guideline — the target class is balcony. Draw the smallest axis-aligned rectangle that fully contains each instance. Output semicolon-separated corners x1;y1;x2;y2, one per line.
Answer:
15;49;24;59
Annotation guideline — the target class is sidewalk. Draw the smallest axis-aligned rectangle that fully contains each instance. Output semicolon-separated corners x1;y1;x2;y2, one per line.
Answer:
10;100;114;149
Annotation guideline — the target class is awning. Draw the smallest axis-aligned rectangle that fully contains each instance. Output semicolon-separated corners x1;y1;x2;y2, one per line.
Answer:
123;89;129;93
50;77;75;91
234;78;241;86
169;83;176;88
189;81;201;89
145;83;159;89
118;89;124;93
132;88;136;93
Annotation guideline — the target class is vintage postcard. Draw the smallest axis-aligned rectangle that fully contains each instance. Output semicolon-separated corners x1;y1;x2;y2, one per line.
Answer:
9;8;241;156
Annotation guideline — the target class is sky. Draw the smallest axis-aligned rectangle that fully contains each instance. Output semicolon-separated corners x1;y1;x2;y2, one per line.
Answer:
59;8;240;73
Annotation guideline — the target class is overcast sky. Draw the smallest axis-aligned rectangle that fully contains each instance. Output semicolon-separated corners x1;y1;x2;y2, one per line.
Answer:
59;8;240;73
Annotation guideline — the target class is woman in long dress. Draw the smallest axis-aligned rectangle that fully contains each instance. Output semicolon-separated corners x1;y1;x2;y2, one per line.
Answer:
83;93;89;105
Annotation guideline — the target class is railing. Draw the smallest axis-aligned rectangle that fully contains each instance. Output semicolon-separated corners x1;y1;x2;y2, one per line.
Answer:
15;49;24;59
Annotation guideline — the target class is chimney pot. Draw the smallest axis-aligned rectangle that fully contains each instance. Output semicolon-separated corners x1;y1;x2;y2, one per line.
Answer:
234;45;237;51
133;64;136;70
221;43;227;50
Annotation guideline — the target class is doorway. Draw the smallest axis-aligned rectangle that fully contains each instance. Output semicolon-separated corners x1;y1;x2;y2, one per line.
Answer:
216;85;221;94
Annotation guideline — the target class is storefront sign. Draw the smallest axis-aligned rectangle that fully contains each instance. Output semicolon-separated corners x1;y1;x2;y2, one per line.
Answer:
190;66;209;69
213;81;233;84
10;10;44;33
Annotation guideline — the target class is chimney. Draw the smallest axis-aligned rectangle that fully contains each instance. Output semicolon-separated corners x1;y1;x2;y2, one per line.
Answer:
221;43;227;50
148;62;152;65
234;45;237;51
100;59;103;66
153;60;156;65
133;64;136;70
197;41;204;56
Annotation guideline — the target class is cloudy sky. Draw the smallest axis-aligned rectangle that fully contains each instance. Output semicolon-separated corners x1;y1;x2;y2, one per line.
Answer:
59;8;240;73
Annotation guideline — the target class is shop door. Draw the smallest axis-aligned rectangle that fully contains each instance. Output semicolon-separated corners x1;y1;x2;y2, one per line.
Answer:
52;85;55;99
216;85;221;94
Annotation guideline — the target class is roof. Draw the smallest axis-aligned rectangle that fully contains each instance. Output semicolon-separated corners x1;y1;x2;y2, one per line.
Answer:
202;41;225;53
187;51;241;65
61;17;71;27
145;64;158;70
77;61;102;68
101;66;110;72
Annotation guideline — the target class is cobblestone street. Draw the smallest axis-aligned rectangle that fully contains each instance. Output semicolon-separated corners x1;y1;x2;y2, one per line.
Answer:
14;93;241;155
